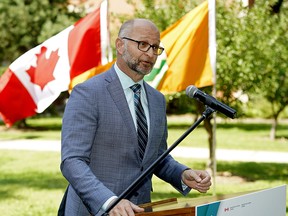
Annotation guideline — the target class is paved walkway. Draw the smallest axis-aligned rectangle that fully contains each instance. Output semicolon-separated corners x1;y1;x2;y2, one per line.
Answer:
0;139;287;163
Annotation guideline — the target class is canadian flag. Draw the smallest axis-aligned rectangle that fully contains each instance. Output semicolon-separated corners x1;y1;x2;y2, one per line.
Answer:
0;0;110;127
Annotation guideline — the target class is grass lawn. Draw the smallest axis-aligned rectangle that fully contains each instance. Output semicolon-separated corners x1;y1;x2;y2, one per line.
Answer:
0;150;287;215
0;116;287;215
0;150;65;216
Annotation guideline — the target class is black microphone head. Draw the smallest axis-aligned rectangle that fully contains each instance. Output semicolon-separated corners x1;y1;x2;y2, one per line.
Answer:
186;85;198;98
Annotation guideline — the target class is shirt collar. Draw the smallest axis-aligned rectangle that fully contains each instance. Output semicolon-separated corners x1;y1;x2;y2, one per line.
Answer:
114;63;144;90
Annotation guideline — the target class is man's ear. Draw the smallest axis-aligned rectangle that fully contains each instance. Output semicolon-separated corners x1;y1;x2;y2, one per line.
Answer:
116;37;125;54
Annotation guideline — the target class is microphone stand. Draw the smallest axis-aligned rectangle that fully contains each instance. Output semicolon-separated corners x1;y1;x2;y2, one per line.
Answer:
102;106;215;216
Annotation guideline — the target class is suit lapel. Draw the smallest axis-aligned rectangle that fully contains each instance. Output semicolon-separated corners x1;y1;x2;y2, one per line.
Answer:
142;82;163;163
105;69;138;143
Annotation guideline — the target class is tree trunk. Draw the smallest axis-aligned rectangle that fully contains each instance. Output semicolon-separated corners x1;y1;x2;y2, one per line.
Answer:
204;118;213;171
269;108;283;140
270;117;277;140
269;102;286;140
270;0;284;14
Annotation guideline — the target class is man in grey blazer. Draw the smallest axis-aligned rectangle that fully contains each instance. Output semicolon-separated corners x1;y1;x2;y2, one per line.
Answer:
59;18;211;216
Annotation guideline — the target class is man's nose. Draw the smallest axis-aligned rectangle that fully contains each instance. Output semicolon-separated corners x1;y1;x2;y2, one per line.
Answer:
145;46;156;57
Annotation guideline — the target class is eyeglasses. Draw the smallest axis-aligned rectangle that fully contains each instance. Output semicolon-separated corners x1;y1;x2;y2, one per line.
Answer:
122;37;164;56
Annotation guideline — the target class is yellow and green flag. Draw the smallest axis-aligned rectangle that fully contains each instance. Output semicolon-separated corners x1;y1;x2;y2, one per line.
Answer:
145;0;215;94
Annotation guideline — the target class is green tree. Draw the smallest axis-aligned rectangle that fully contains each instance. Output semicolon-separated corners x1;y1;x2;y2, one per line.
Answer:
250;1;288;140
128;0;204;31
216;0;288;140
0;0;81;70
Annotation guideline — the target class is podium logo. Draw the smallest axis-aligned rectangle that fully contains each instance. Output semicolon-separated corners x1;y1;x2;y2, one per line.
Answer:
224;207;229;212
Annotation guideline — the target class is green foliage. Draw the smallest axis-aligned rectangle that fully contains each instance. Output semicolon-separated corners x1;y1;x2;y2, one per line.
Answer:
244;1;288;119
129;0;204;31
0;66;6;75
216;1;288;119
165;92;196;114
0;0;81;66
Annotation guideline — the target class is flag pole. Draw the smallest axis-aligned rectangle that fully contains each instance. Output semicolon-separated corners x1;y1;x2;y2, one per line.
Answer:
107;0;113;62
100;0;112;64
208;0;217;196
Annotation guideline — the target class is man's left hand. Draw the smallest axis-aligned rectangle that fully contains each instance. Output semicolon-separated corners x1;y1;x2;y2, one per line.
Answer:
181;169;212;193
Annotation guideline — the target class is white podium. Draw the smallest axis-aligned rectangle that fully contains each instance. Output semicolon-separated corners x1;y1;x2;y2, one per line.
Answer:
136;185;287;216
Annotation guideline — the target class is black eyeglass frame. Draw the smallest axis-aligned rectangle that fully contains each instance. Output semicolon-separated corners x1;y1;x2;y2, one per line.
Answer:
122;37;164;56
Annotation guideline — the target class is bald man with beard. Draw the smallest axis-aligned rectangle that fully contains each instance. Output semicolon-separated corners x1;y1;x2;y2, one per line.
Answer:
58;18;211;216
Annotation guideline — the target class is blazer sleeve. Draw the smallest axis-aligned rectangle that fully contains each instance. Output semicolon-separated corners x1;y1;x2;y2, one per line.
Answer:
60;83;115;215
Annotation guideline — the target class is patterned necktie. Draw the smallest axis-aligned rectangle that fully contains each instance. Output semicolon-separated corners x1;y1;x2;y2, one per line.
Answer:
130;84;148;160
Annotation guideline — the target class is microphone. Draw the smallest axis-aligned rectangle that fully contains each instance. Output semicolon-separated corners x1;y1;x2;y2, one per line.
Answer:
186;85;237;119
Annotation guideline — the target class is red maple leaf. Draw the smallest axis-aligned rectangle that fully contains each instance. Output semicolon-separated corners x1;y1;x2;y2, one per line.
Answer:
26;46;59;90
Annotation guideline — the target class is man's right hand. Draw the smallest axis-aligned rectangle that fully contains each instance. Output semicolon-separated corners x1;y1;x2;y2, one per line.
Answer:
108;198;144;216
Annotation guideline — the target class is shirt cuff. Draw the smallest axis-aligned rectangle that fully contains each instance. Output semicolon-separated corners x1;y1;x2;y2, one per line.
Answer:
181;179;188;190
101;196;118;211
